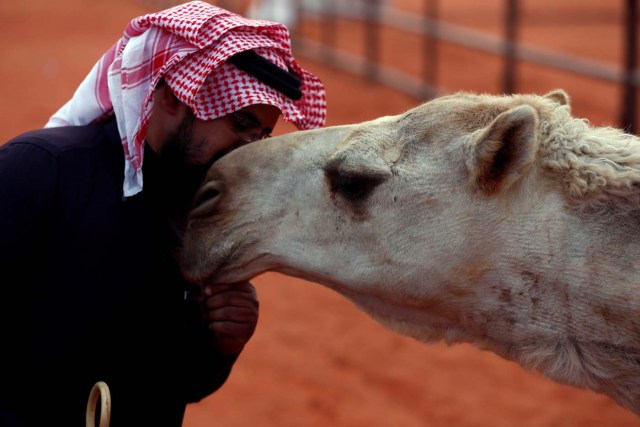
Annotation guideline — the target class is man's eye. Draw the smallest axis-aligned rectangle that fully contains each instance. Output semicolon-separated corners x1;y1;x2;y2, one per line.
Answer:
232;114;258;132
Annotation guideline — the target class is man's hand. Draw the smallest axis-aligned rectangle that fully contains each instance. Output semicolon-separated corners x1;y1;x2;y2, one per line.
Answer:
201;281;259;355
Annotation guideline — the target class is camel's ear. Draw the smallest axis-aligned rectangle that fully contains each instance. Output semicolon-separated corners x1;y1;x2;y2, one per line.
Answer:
466;105;539;194
544;89;570;109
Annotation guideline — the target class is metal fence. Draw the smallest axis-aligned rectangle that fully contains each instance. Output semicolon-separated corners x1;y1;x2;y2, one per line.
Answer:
290;0;639;133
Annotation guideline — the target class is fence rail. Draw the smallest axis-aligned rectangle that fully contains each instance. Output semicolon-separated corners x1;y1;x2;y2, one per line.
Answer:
292;0;639;132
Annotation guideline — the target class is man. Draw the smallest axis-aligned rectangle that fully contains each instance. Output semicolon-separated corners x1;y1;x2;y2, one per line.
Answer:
0;2;326;426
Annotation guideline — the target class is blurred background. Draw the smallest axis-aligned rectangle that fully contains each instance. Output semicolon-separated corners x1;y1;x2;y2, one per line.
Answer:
2;0;640;426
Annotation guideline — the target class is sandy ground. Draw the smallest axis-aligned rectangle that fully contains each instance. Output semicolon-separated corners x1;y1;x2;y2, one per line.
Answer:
1;0;639;426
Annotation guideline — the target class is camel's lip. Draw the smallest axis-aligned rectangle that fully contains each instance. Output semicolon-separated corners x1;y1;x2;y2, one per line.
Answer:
196;272;222;288
178;244;223;288
189;245;243;287
188;262;248;289
181;265;219;288
199;251;274;287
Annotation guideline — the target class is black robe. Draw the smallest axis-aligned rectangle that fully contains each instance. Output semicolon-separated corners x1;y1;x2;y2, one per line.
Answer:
0;117;237;426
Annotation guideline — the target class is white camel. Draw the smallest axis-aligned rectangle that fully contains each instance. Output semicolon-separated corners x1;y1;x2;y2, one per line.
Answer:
179;89;640;415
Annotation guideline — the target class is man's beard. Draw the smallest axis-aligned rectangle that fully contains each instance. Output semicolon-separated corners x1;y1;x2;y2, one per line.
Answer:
144;110;211;213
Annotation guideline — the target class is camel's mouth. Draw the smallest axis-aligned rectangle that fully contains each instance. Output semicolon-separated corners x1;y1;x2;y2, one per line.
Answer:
178;234;229;287
185;239;274;288
184;246;238;287
192;269;224;288
179;253;218;287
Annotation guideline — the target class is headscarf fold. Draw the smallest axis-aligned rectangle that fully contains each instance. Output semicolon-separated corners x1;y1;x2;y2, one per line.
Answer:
45;1;327;197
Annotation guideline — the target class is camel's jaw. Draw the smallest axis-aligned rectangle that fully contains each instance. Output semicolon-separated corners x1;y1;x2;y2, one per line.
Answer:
180;125;355;286
179;218;274;286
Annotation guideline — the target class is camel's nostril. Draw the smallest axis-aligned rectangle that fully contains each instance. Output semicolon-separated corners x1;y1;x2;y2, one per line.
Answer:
192;185;221;210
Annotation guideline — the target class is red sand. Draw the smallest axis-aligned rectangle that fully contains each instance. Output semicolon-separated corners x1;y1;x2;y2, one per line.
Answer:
1;1;638;425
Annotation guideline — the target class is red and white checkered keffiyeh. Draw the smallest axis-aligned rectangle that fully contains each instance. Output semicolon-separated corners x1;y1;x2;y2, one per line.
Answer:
44;1;327;197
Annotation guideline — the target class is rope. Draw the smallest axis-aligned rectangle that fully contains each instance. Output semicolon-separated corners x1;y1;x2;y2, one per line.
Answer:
85;381;111;427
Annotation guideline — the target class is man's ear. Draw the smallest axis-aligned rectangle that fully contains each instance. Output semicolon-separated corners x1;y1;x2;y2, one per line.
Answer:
154;81;184;116
146;81;188;152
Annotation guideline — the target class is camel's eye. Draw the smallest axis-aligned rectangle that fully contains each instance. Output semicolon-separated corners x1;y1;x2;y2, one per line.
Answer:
323;146;392;205
326;170;384;202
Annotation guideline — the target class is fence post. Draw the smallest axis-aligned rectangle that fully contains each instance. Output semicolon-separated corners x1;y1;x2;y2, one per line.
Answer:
364;0;382;80
321;0;337;63
504;0;519;94
423;0;439;99
622;0;637;133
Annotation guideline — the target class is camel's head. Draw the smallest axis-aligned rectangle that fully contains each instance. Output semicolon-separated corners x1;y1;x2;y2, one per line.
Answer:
179;89;571;336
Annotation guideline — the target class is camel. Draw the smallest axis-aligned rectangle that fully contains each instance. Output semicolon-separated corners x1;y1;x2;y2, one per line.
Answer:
179;89;640;415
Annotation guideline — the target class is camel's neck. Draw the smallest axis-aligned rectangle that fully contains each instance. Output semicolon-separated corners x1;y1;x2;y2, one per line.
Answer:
475;206;640;350
470;113;640;347
459;208;640;414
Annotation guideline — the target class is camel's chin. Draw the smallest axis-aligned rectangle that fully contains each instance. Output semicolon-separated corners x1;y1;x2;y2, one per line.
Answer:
183;265;241;287
180;250;229;287
181;238;251;285
201;269;248;286
197;252;275;285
